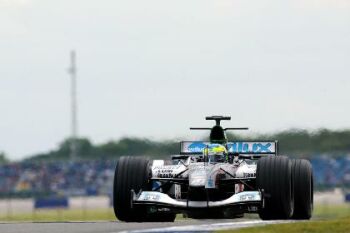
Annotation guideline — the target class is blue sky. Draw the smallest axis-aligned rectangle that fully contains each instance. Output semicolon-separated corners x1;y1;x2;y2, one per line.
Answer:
0;0;349;159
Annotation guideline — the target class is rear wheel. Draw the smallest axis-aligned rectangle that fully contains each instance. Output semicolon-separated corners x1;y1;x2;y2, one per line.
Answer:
257;156;294;220
292;159;313;219
113;156;176;222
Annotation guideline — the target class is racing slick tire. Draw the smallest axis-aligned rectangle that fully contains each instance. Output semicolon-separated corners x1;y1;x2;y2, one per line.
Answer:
113;156;176;222
257;156;294;220
291;159;313;219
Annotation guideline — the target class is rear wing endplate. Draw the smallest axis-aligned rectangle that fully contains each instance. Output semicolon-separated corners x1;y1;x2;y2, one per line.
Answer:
180;141;278;155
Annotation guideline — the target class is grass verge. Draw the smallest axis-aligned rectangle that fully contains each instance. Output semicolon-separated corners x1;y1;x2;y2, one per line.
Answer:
220;216;350;233
313;204;350;219
0;208;116;222
219;204;350;233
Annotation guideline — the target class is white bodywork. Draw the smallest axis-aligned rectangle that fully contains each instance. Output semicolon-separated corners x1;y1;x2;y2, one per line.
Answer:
133;157;261;209
134;190;261;208
151;159;257;188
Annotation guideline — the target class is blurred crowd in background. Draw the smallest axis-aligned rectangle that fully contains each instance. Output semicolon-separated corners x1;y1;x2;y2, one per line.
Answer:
310;155;350;188
0;160;115;198
0;156;349;198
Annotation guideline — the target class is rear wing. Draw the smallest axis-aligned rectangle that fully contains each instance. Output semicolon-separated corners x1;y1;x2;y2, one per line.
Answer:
180;141;278;155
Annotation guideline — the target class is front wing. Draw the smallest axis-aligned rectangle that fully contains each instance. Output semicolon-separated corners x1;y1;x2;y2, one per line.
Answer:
132;190;262;209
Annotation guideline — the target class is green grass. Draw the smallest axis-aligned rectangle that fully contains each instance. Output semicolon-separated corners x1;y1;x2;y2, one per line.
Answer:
0;208;185;222
313;204;350;219
220;217;350;233
219;204;350;233
0;208;116;222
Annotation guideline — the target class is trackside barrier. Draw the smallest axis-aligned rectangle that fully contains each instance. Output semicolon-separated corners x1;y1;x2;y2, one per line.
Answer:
34;197;69;209
345;193;350;202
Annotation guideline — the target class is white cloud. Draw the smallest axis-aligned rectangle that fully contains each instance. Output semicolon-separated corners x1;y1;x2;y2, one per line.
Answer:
0;0;33;36
0;0;32;7
293;0;350;9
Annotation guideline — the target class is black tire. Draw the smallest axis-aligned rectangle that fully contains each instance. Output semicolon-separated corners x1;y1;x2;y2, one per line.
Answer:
292;159;313;219
257;156;294;220
113;156;176;222
113;156;150;221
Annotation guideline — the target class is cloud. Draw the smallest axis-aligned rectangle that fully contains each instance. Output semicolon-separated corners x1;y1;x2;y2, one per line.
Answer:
0;0;32;37
293;0;350;9
0;0;32;7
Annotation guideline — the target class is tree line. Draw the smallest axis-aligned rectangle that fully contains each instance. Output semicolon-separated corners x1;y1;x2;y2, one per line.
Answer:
21;128;350;162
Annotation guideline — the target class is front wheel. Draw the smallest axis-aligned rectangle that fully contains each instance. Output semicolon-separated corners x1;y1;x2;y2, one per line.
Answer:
113;156;150;221
257;156;294;220
113;156;176;222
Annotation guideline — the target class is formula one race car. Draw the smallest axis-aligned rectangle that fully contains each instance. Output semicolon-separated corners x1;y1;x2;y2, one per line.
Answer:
113;116;313;222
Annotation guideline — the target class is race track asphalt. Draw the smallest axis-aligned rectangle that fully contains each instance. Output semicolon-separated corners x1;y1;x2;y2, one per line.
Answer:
0;219;294;233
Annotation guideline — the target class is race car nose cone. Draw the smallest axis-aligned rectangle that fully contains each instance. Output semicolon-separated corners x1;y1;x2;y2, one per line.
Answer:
189;169;208;187
188;164;214;187
189;175;206;187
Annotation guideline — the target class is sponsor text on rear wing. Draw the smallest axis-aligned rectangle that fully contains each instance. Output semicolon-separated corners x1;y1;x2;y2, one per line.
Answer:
180;141;278;156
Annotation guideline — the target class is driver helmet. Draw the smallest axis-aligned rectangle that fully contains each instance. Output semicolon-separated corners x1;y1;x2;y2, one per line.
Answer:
203;144;227;163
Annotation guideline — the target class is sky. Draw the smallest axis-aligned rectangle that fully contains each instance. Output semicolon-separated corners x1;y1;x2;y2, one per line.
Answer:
0;0;349;160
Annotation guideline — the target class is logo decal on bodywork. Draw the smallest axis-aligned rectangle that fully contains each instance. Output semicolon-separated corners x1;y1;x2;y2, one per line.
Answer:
188;142;207;153
181;141;276;154
227;142;273;153
139;193;161;201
